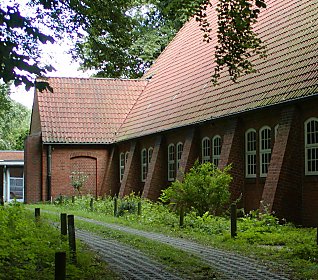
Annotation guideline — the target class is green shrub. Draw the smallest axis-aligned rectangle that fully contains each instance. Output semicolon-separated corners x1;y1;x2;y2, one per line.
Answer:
160;161;232;216
117;200;137;216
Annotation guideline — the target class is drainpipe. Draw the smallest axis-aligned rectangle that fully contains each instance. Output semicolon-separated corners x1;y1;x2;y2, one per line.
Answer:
47;145;52;201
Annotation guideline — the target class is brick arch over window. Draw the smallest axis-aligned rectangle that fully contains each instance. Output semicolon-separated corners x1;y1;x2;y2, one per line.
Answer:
70;156;97;196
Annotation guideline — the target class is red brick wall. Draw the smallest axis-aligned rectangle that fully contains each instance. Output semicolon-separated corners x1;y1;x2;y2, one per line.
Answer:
136;135;156;194
240;108;280;212
24;135;42;203
142;135;167;200
177;127;200;181
30;94;41;135
119;141;143;196
262;106;302;223
101;146;120;197
25;97;318;225
47;145;109;200
300;100;318;226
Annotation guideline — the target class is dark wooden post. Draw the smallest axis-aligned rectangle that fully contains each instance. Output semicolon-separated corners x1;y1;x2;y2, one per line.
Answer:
179;206;185;228
114;197;118;217
59;194;63;205
60;213;67;236
67;215;77;264
72;196;75;203
90;198;94;211
0;197;4;206
231;203;237;238
137;201;142;216
35;208;40;221
55;252;66;280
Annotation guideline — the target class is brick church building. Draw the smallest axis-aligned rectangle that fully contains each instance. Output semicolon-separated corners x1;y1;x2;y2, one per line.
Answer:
25;0;318;226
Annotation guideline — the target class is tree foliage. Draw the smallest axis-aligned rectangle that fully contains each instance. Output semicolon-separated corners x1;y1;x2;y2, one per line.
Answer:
160;161;232;216
0;0;266;88
0;84;31;150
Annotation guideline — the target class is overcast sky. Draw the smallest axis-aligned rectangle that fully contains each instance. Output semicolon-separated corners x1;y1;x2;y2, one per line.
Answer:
5;0;94;109
10;40;94;109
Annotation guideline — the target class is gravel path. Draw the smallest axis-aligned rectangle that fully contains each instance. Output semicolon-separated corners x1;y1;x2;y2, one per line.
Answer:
75;216;290;280
76;229;183;280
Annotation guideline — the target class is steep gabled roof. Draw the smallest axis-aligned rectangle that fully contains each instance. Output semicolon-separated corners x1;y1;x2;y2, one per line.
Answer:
116;0;318;141
33;0;318;144
36;77;148;144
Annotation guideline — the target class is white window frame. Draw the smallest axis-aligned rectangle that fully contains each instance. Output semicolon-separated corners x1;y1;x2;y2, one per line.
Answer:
168;144;175;181
119;152;125;182
141;148;147;182
212;135;221;167
245;129;257;178
176;142;183;171
125;152;129;165
305;118;318;175
9;176;24;202
259;126;272;177
148;147;153;165
202;137;211;163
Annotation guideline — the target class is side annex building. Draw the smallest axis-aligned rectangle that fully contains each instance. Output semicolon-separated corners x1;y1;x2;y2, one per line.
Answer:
25;0;318;226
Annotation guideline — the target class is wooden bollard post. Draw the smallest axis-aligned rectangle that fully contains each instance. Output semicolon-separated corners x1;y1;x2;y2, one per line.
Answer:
114;197;118;217
55;252;66;280
67;215;77;264
35;208;40;221
60;213;67;236
72;196;75;203
179;205;185;228
90;198;94;211
137;201;142;216
231;203;237;238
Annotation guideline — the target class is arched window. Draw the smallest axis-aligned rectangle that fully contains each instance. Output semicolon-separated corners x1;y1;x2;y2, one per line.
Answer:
176;142;183;171
119;152;125;182
202;137;211;163
259;126;271;177
125;152;129;164
245;129;257;178
141;149;147;182
305;118;318;175
148;147;153;165
168;144;175;181
212;135;221;167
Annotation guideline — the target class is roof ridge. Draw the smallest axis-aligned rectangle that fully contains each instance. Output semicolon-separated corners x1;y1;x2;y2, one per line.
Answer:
37;76;146;82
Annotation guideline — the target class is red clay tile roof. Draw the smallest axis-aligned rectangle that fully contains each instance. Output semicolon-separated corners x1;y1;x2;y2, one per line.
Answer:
116;0;318;141
0;151;24;161
36;77;148;144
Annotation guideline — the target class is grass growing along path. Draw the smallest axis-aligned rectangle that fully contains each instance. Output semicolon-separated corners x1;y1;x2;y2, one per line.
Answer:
31;195;318;280
0;202;119;280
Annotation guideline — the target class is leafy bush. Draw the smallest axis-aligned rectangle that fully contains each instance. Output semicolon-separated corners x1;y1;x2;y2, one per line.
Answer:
160;161;232;216
117;200;137;216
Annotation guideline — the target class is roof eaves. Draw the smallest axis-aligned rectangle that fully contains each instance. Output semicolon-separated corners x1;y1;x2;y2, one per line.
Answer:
115;92;318;143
